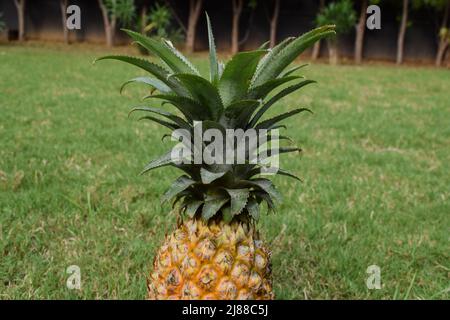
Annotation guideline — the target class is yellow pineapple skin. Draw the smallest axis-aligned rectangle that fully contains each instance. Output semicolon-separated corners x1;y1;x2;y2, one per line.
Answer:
147;219;274;300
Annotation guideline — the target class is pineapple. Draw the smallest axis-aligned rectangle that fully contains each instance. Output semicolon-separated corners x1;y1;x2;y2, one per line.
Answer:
96;16;335;300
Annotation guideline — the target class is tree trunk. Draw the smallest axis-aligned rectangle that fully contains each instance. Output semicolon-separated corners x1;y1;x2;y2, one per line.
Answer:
110;15;116;47
445;46;450;66
355;0;367;64
397;0;409;65
269;0;280;48
436;39;449;66
328;39;338;65
98;0;115;47
14;0;26;42
312;0;325;60
140;5;147;34
231;0;244;54
60;0;69;44
238;7;255;47
436;0;449;67
186;0;203;54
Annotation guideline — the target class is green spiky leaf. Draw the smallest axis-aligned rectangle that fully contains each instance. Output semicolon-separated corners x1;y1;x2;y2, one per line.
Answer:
95;55;188;96
202;191;229;221
245;178;281;203
246;198;259;220
200;167;227;184
122;29;199;75
258;40;271;50
256;108;312;130
253;190;276;212
248;76;302;100
120;77;172;94
247;166;302;182
222;100;260;128
218;50;266;106
222;206;233;223
252;37;295;86
162;38;200;75
252;25;336;87
185;200;204;218
138;115;179;130
98;22;332;223
129;106;191;129
144;94;206;121
162;175;196;203
206;13;219;85
275;168;302;181
259;146;302;158
172;74;224;120
225;188;250;216
250;80;316;127
140;150;186;175
278;64;309;78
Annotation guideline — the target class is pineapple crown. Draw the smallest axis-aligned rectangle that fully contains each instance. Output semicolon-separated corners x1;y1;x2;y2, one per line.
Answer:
95;14;335;223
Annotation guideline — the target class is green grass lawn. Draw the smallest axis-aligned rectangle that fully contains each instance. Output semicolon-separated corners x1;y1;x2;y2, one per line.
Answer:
0;43;449;299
